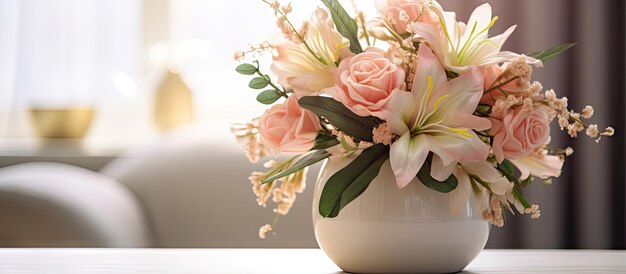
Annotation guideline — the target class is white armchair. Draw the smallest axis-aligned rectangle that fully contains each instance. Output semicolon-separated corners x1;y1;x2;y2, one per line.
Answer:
0;123;318;247
0;162;151;247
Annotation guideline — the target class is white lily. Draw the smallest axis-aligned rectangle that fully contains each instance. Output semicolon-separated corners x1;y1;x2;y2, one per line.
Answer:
510;153;564;180
378;46;491;188
451;161;512;215
413;2;542;73
271;8;349;97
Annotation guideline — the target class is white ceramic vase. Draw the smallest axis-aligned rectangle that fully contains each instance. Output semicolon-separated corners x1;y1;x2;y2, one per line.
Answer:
312;158;489;274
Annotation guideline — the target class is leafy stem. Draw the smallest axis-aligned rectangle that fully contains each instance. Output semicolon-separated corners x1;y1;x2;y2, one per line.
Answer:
262;150;331;184
253;60;289;99
527;42;577;63
484;76;520;95
262;156;298;183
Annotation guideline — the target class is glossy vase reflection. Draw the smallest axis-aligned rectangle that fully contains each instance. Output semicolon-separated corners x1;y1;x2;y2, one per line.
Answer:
312;158;489;274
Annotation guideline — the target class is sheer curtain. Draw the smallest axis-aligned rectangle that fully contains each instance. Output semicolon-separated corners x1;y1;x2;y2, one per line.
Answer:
443;0;625;249
0;1;20;137
0;0;141;139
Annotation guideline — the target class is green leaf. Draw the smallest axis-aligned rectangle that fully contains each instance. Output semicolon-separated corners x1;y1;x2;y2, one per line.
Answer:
512;186;531;209
527;42;577;63
417;154;458;193
338;153;388;211
235;63;257;75
497;159;516;179
298;96;381;142
262;150;331;183
256;89;282;104
319;144;389;218
311;133;340;150
321;0;363;54
249;77;269;89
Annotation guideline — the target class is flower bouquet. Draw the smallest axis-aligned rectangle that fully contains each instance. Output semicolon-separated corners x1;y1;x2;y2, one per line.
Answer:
232;0;613;272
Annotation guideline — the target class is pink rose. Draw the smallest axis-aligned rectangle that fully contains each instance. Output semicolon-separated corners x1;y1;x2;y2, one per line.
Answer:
489;107;550;163
330;48;406;117
375;0;438;34
480;65;531;105
258;96;321;155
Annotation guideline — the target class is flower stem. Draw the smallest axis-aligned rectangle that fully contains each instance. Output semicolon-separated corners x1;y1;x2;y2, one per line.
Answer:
484;76;520;95
271;212;280;227
569;115;588;128
253;60;289;99
357;12;371;47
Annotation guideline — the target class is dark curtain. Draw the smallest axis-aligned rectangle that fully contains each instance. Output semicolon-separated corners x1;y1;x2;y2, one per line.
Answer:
442;0;625;249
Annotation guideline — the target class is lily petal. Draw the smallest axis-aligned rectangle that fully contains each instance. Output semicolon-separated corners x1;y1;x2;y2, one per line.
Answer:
462;161;511;195
412;22;446;59
429;130;489;163
390;133;430;188
445;113;491;131
477;50;543;68
460;3;493;43
449;167;472;215
430;154;457;181
378;89;415;135
417;2;536;73
412;46;447;96
433;67;484;116
506;191;525;214
483;25;516;53
510;154;563;179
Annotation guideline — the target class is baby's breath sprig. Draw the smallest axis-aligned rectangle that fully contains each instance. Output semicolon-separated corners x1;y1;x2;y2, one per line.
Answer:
230;118;269;164
251;159;309;239
260;0;325;64
233;41;272;61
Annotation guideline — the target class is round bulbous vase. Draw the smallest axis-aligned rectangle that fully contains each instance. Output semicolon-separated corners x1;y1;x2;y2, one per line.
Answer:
312;158;489;274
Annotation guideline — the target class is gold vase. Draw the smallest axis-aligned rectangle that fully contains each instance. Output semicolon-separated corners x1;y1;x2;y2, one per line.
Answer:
153;70;195;131
29;107;95;139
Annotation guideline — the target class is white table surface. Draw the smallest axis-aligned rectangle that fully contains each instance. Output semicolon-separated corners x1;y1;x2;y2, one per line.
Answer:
0;248;624;274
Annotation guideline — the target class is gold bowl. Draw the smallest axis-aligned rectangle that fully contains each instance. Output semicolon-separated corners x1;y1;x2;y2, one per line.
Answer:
29;108;95;139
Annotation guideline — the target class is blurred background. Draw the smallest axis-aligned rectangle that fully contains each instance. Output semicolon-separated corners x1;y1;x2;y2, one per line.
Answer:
0;0;623;249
